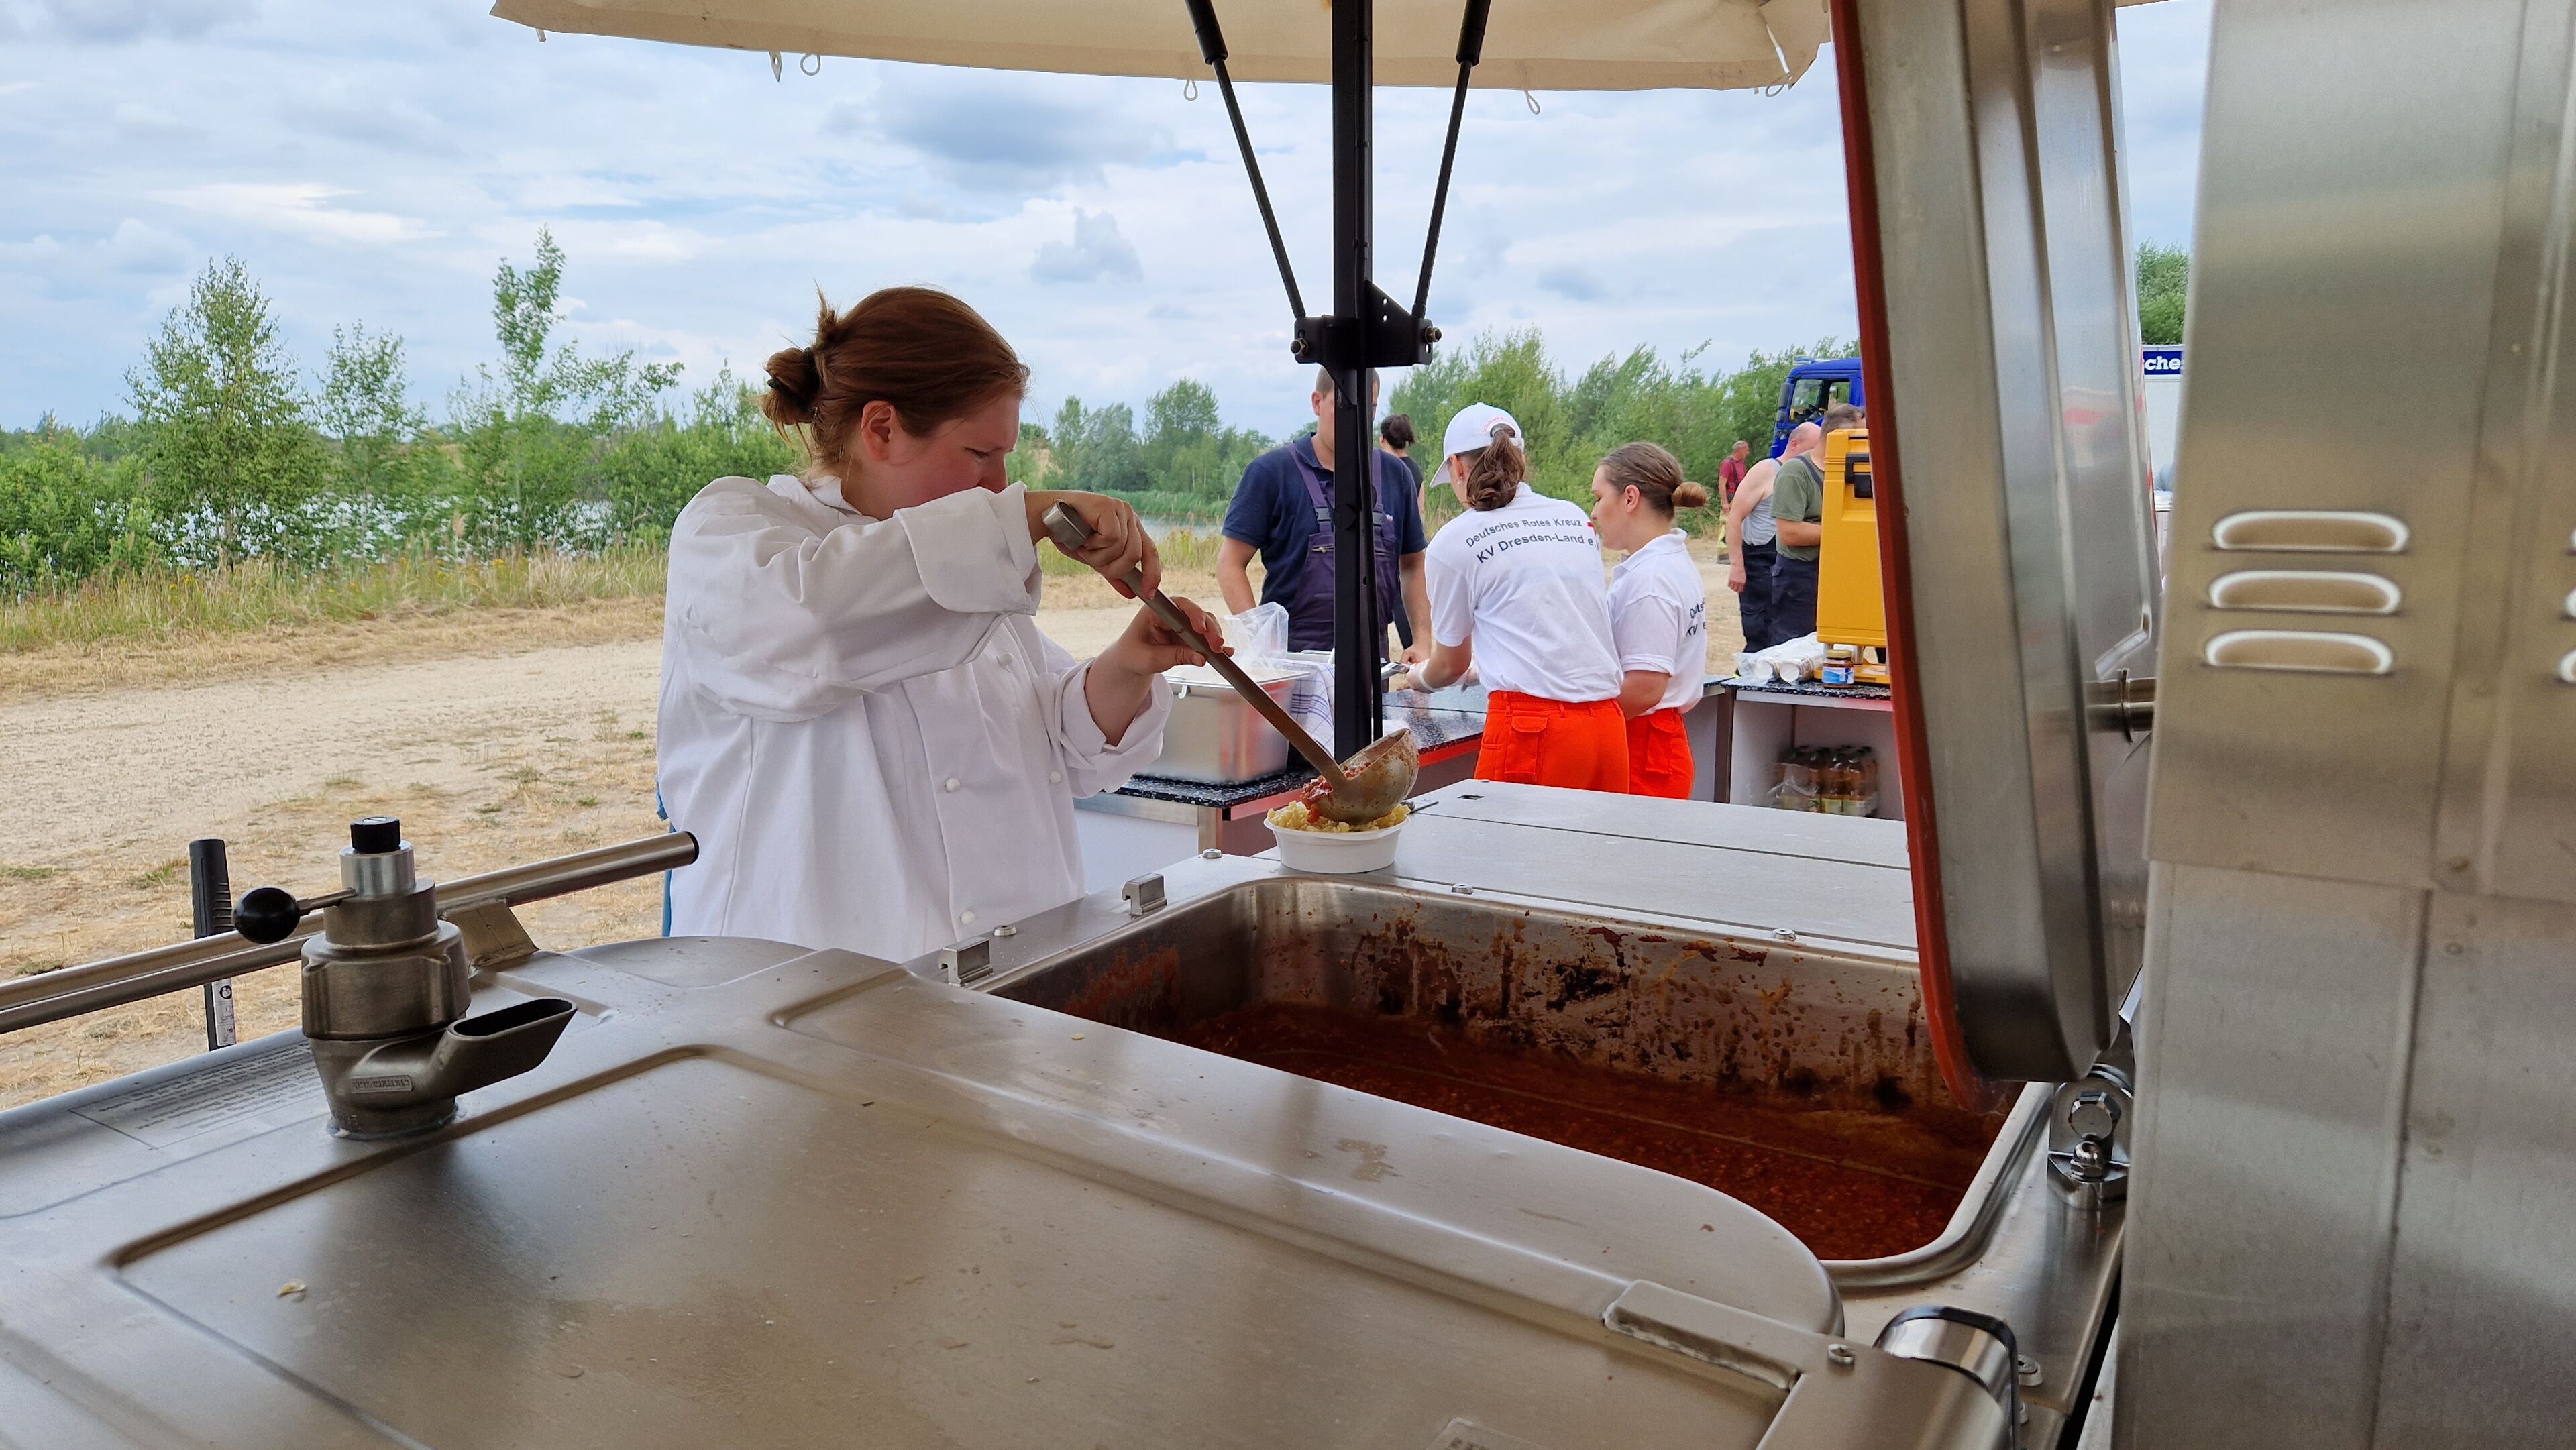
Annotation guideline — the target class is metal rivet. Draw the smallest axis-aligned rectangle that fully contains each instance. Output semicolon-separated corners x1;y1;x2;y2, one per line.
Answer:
1450;883;1476;895
1772;927;1798;942
1825;1344;1856;1368
991;924;1016;938
1201;848;1224;860
2016;1355;2041;1386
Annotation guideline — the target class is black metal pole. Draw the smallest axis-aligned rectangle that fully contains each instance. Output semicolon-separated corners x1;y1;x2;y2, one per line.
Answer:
1329;0;1385;761
187;837;237;1050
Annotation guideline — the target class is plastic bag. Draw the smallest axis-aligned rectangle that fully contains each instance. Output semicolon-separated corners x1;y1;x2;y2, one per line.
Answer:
1223;605;1333;746
1224;603;1291;661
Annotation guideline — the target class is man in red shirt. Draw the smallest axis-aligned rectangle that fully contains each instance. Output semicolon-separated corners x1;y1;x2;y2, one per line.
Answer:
1717;439;1750;504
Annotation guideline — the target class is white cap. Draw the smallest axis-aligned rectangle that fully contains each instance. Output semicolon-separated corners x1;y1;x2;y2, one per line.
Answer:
1442;403;1524;460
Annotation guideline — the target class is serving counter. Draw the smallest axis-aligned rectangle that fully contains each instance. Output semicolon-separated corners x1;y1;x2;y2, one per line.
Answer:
1073;675;1729;891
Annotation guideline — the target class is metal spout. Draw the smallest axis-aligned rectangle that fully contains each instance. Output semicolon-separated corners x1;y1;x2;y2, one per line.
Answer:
310;997;575;1137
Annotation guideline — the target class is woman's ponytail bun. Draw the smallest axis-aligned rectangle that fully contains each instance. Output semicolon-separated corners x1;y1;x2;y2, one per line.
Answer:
1599;442;1702;518
758;287;1030;474
762;344;824;428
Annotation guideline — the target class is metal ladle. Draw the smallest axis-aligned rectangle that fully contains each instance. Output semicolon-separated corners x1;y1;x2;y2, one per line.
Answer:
1042;502;1418;823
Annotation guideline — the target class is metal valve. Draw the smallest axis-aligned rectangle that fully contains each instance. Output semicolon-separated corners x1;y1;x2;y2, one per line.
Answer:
2048;1078;2130;1207
264;817;576;1138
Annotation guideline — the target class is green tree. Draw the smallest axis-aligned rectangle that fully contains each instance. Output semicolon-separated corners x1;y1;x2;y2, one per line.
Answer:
0;444;154;590
1071;402;1148;494
451;229;680;551
600;367;800;543
1006;421;1054;486
2137;242;2189;345
1047;398;1089;488
316;323;424;491
125;256;328;567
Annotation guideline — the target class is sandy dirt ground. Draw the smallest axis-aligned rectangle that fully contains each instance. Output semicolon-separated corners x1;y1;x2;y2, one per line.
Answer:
0;546;1742;1111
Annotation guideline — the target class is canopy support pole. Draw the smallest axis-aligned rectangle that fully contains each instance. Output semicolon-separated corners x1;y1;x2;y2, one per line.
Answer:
1326;0;1383;759
1186;0;1486;761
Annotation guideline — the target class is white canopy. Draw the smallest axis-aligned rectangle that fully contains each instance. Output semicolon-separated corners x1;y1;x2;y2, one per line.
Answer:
489;0;1835;93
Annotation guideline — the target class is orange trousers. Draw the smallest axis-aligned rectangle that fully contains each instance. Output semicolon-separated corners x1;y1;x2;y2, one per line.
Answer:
1625;708;1695;799
1475;691;1632;794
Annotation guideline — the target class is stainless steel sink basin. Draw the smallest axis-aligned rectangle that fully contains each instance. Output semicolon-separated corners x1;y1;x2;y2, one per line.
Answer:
991;874;2018;1266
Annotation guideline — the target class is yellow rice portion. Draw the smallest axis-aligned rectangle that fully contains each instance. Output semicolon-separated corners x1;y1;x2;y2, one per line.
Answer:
1268;801;1411;834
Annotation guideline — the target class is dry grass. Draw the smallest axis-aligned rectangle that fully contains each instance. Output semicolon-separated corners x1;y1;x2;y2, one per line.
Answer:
1038;526;1225;580
1;547;668;653
0;716;669;1111
1;550;669;700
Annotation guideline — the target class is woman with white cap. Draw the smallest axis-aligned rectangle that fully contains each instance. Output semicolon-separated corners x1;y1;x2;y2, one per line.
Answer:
1409;404;1630;793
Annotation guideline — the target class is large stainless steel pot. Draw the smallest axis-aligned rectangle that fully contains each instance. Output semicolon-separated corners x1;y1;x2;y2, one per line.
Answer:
1148;661;1304;783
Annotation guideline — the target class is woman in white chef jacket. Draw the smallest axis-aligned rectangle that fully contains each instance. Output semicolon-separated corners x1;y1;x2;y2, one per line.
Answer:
657;286;1224;961
1589;443;1712;798
1408;404;1631;793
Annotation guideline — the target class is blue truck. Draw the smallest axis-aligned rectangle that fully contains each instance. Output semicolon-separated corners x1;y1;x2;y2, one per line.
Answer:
1769;357;1866;457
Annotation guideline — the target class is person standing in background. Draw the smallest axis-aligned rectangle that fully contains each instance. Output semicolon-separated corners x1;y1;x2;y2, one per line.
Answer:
1767;408;1857;645
1725;442;1784;654
1216;369;1432;661
1379;413;1424;506
1717;439;1750;504
1413;404;1629;794
1590;443;1712;799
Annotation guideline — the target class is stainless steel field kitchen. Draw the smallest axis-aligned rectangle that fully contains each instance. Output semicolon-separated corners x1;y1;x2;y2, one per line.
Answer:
17;0;2576;1443
0;793;2042;1450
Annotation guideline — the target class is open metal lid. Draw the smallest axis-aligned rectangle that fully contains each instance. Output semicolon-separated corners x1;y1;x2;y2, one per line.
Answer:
1833;0;2156;1091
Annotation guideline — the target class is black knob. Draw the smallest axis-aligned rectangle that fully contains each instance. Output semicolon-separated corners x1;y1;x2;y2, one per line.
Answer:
235;885;304;944
349;817;402;854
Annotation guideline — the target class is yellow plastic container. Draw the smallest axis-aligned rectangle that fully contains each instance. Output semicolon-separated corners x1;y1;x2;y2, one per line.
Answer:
1815;426;1886;657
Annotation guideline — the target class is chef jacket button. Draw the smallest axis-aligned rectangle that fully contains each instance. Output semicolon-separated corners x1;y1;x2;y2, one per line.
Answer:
1048;770;1064;783
943;777;961;792
959;910;977;926
999;653;1015;668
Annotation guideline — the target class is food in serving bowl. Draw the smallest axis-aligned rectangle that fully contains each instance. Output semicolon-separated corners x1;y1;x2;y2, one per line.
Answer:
1265;800;1409;873
1268;801;1411;834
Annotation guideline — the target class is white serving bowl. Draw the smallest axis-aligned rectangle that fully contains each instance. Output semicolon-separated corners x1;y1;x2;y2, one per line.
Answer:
1265;810;1406;874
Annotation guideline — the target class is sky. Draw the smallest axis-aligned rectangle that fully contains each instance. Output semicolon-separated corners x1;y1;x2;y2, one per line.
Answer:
0;0;2214;435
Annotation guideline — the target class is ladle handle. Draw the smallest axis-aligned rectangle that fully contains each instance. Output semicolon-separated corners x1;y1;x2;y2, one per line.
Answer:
1042;503;1348;787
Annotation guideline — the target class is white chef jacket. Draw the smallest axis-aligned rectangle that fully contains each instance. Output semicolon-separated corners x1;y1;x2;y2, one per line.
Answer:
656;475;1170;962
1607;530;1709;713
1424;483;1621;702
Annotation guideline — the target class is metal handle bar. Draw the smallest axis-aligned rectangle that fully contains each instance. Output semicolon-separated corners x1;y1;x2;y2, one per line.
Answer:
0;833;698;1037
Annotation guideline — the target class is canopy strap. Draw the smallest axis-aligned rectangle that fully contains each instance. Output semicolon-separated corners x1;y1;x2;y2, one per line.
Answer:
1411;0;1491;328
1184;0;1306;323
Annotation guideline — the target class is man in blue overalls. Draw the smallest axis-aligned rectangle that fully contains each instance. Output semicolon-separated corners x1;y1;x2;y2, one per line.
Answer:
1217;368;1432;660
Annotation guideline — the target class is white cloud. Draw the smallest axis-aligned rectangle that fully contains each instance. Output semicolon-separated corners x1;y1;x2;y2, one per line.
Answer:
162;182;430;245
101;217;189;272
1031;209;1144;286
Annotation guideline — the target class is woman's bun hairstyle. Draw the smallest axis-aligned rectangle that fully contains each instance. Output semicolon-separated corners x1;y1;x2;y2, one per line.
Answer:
761;286;1030;473
1599;441;1707;516
1461;421;1526;512
761;345;824;428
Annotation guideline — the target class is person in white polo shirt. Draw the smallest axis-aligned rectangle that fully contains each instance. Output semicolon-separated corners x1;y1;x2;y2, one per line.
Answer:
1409;404;1630;793
1589;442;1711;799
